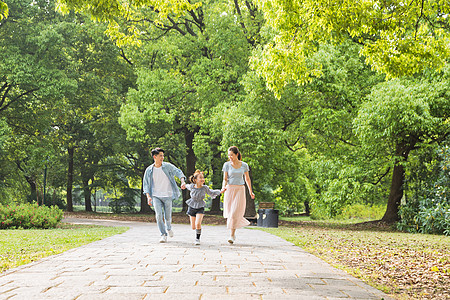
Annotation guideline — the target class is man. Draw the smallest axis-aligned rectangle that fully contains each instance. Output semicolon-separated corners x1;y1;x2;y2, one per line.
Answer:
143;148;186;242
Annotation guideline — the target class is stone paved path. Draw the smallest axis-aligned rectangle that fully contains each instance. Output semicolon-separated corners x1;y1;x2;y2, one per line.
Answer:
0;218;392;300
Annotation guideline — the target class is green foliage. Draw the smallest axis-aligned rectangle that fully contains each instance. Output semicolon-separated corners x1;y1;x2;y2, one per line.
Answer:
398;144;450;235
253;0;450;95
108;188;139;214
0;1;7;20
337;204;386;221
354;78;443;154
1;0;447;229
0;118;11;201
56;0;200;47
0;0;137;210
0;203;63;229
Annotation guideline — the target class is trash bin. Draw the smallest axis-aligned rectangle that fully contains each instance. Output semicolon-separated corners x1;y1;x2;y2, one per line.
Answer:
257;209;279;228
264;209;279;228
257;209;265;227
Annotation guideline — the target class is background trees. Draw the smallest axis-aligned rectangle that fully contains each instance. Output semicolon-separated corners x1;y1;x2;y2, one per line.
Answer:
0;0;136;212
1;0;448;234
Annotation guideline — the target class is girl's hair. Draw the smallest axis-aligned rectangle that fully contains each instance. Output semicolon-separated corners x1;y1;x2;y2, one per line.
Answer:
228;146;241;160
190;170;203;184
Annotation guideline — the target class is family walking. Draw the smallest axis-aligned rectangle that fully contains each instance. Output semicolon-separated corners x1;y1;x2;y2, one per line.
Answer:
142;146;255;245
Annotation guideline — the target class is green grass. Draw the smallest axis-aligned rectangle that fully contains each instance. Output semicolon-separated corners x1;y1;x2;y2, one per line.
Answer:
279;215;376;224
0;223;128;273
258;224;450;300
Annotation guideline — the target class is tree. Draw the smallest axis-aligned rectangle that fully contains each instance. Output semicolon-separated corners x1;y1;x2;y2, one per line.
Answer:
47;18;134;212
0;0;79;203
57;0;261;211
235;42;388;218
252;0;450;95
0;0;136;211
354;73;450;222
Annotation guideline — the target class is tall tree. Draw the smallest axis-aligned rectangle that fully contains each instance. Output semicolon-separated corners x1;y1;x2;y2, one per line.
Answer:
354;74;450;222
0;0;77;203
48;17;134;211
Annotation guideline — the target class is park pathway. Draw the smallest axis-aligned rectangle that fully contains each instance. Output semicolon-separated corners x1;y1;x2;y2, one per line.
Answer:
0;218;392;300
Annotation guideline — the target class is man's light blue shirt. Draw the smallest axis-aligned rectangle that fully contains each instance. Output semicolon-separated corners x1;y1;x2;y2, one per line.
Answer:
143;162;186;200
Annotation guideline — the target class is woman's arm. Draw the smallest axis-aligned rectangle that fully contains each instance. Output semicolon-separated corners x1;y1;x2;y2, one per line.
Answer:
244;171;255;199
222;171;228;190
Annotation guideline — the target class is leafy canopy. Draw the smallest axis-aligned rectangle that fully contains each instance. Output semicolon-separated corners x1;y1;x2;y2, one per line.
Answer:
252;0;450;95
56;0;201;46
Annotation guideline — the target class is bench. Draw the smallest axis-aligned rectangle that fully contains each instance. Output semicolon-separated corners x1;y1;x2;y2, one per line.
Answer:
258;202;275;209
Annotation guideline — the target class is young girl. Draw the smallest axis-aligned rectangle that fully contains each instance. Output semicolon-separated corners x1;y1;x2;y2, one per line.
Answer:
186;170;226;245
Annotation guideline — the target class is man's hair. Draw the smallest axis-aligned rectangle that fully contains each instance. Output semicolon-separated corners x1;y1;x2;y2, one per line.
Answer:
151;148;164;157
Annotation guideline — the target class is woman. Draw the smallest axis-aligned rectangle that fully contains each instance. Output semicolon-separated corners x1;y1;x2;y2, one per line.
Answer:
222;146;255;244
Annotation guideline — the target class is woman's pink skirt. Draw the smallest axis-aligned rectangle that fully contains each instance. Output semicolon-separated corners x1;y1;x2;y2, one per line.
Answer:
223;185;250;229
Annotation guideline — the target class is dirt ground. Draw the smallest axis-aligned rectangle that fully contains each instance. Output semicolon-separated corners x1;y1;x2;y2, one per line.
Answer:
63;211;306;227
63;211;228;225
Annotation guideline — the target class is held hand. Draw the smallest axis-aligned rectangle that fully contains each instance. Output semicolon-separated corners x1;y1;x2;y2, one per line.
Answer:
181;182;186;190
220;187;227;193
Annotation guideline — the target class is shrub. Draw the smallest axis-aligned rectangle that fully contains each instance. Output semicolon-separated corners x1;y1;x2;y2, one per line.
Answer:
397;188;449;235
0;203;63;229
337;203;385;220
398;144;450;235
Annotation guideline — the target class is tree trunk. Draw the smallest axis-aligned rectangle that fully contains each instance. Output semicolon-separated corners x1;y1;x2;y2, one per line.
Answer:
209;147;223;214
381;144;411;223
83;178;92;212
66;146;74;212
183;129;197;212
139;147;153;213
381;163;405;223
304;200;310;216
24;175;37;203
16;161;38;203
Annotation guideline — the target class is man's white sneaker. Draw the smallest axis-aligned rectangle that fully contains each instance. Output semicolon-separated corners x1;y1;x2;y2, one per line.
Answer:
194;239;200;245
159;235;167;243
168;230;174;238
227;236;235;244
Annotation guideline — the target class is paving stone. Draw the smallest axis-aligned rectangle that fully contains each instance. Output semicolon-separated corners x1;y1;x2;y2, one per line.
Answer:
200;294;262;299
142;293;201;300
263;293;326;300
77;293;148;300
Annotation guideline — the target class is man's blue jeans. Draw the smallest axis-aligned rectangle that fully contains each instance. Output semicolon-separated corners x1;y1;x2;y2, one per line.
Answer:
152;196;172;236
